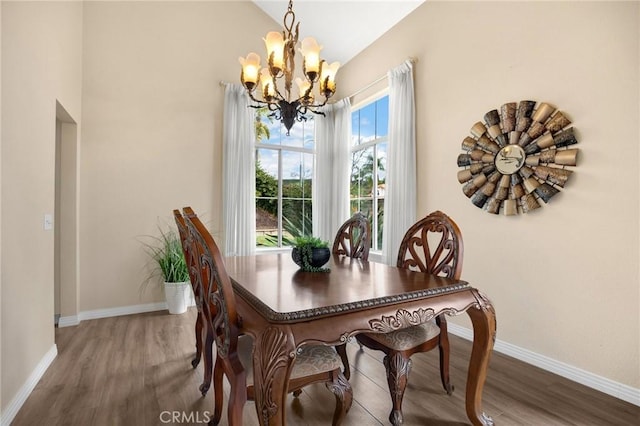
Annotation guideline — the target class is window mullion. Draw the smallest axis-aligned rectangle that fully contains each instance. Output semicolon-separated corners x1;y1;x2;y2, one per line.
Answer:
372;144;379;251
277;150;283;247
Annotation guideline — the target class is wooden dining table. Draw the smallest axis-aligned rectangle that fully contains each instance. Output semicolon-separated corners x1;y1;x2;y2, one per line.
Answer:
224;253;496;426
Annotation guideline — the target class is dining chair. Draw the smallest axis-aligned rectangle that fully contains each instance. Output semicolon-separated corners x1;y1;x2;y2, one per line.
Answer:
173;209;214;396
182;207;353;426
355;210;463;426
331;212;371;380
332;211;371;261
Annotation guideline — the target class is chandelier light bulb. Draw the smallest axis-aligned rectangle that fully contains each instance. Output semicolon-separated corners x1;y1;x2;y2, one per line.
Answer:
263;31;285;72
320;61;340;95
296;77;313;104
300;37;322;76
260;68;275;99
239;53;261;90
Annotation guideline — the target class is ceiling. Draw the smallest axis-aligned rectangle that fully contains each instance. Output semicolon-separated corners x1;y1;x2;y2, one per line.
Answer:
252;1;425;66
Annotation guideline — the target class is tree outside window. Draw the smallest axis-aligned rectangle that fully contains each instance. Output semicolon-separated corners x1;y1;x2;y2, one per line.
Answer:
351;95;388;251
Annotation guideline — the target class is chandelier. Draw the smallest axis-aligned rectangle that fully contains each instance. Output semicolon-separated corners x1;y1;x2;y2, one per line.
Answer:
239;0;339;135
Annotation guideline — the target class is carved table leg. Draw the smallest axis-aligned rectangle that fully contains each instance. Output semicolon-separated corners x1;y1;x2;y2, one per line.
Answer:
465;293;497;426
383;352;412;426
252;326;295;426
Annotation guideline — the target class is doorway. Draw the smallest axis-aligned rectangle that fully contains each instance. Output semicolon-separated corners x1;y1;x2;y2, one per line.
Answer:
55;101;78;327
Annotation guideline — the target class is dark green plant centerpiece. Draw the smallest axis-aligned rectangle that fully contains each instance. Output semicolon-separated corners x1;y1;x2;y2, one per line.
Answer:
291;236;331;272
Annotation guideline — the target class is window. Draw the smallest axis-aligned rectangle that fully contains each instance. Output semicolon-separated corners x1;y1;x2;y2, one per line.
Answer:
255;112;314;248
350;95;388;251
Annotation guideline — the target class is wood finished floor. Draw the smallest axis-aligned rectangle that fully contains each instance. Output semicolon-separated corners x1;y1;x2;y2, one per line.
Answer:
12;309;639;425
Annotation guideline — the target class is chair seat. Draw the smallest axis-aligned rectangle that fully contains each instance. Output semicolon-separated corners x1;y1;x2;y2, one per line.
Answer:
361;319;441;351
238;336;343;385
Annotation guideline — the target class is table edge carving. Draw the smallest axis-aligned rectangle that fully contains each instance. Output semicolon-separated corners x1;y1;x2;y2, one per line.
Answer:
232;280;470;323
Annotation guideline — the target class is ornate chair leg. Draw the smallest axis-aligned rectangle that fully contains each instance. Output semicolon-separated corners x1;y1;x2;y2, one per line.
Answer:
211;356;224;425
335;343;351;380
199;325;214;396
325;371;353;426
383;352;412;426
192;310;203;368
226;373;247;426
436;315;454;395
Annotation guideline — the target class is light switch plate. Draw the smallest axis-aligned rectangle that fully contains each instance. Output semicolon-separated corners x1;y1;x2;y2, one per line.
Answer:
44;214;53;230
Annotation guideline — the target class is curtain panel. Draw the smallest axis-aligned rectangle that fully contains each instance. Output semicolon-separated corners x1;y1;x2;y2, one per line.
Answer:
381;60;417;264
313;98;352;243
222;83;256;256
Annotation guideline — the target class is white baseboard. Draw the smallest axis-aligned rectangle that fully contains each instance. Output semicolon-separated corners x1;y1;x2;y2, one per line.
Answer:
58;301;168;327
448;323;640;407
0;345;57;426
57;314;80;327
58;287;196;328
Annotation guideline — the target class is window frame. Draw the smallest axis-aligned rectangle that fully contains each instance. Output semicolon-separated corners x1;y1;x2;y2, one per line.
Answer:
255;122;315;251
350;91;389;253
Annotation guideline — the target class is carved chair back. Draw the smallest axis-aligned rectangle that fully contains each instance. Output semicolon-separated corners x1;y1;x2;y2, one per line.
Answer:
396;210;463;280
175;209;217;388
183;207;242;363
174;209;202;309
332;212;371;261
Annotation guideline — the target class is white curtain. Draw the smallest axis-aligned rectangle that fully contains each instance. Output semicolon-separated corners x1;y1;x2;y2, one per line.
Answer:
313;98;351;243
222;83;256;256
381;60;417;265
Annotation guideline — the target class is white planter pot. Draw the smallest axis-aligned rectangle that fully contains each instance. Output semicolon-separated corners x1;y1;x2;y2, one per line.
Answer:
164;281;193;314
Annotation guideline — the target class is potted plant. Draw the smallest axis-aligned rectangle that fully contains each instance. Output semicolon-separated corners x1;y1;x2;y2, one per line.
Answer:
142;226;193;314
291;236;331;272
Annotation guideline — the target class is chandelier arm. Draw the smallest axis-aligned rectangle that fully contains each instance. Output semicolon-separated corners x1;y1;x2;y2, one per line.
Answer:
271;109;283;120
302;97;330;109
246;90;269;106
270;81;288;104
267;102;281;113
303;108;326;118
296;103;326;119
305;78;316;95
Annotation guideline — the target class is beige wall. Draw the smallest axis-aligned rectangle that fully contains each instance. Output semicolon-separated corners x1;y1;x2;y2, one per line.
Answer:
338;1;639;390
79;1;275;311
1;0;83;413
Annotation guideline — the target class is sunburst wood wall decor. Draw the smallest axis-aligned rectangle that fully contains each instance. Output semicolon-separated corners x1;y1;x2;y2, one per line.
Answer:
457;101;579;215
